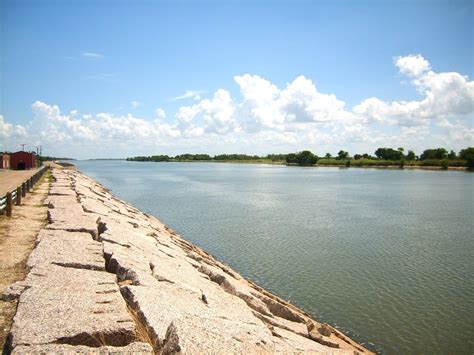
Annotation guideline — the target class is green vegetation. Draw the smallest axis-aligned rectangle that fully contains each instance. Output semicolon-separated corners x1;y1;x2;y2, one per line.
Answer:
374;147;404;160
337;150;349;160
127;153;283;164
127;155;171;162
419;148;448;160
286;151;318;166
38;155;75;162
459;147;474;168
126;146;473;169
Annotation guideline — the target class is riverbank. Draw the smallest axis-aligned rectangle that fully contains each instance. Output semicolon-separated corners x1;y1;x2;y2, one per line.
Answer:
2;168;372;354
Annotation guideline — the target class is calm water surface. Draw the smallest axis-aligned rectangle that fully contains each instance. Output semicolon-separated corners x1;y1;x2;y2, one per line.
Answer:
75;160;473;354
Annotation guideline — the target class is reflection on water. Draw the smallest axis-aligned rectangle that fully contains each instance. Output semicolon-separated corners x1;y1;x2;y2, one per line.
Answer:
75;160;474;354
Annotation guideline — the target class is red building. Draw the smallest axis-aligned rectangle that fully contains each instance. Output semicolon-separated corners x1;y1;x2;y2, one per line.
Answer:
1;154;10;169
10;151;37;170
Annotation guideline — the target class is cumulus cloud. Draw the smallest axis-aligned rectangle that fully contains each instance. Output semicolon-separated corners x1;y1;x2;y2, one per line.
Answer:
0;115;12;139
175;89;237;135
394;54;431;77
354;54;474;126
0;115;29;149
1;55;472;158
234;74;348;130
131;101;141;108
2;101;181;156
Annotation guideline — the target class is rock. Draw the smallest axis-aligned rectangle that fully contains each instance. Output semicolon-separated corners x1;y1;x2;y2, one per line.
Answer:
318;323;333;337
12;342;154;354
271;327;346;353
252;291;306;323
161;322;181;354
46;208;99;238
8;265;135;349
308;330;340;348
44;195;81;210
2;282;28;301
80;195;113;216
49;185;76;196
27;229;105;271
254;312;308;337
120;284;276;353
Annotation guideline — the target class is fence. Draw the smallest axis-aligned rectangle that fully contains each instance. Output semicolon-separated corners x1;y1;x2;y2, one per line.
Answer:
0;166;49;217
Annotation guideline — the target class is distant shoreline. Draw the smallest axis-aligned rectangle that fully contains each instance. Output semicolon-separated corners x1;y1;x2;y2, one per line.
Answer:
74;159;470;171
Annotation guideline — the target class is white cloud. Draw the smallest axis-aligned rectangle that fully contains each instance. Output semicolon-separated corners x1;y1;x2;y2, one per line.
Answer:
155;108;166;119
394;54;431;77
1;55;472;158
14;125;28;138
171;90;203;101
0;115;30;150
354;54;474;126
233;74;350;131
0;115;12;139
175;89;237;135
200;89;237;134
131;101;141;108
80;51;104;59
280;75;347;123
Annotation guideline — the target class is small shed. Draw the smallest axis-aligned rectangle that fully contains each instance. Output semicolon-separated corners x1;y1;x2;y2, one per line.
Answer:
10;151;37;170
1;154;10;169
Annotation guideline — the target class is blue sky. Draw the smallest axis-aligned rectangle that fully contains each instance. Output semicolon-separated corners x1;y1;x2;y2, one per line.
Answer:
0;0;473;158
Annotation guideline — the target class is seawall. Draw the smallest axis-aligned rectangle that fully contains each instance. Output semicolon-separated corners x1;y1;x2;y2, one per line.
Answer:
3;168;372;354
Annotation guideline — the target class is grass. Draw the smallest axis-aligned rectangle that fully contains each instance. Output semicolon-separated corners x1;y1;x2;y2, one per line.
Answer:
126;305;160;353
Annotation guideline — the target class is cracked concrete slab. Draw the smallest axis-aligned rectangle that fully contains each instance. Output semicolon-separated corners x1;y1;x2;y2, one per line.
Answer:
9;266;135;349
27;229;105;271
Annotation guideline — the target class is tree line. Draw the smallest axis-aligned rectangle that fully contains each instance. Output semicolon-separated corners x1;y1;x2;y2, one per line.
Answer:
285;147;474;167
127;153;266;162
126;147;474;168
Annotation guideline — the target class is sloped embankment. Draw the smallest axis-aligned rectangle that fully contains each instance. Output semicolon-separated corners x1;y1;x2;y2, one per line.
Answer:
3;168;372;354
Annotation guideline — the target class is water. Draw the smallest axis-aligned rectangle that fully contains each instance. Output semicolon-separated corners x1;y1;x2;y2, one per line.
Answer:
75;160;474;354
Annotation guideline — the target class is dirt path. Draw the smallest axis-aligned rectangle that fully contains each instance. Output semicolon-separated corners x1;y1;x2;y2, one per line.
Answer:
0;172;50;352
0;169;42;197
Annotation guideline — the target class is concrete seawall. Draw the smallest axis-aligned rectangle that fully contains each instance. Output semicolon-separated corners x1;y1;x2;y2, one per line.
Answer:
3;168;372;354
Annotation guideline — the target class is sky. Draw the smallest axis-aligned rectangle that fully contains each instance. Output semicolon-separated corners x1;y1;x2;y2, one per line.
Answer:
0;0;473;159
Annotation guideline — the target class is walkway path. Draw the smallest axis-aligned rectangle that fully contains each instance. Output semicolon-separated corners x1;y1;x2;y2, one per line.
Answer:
0;169;40;196
0;172;49;351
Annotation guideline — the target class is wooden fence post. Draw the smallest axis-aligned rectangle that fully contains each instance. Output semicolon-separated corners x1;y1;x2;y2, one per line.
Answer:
16;187;22;205
6;192;12;217
22;182;26;197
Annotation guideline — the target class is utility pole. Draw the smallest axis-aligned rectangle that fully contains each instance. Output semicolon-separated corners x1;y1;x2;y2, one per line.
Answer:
20;144;26;151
